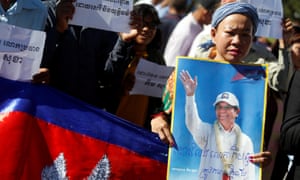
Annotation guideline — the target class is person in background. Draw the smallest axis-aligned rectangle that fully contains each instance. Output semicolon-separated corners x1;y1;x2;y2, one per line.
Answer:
41;0;119;110
163;0;220;67
280;69;300;179
0;0;47;30
289;25;300;70
158;0;188;54
155;0;170;18
151;1;271;167
267;23;300;180
104;4;165;129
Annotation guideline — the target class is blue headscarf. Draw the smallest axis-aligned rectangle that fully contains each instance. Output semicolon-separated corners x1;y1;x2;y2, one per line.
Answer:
211;2;259;34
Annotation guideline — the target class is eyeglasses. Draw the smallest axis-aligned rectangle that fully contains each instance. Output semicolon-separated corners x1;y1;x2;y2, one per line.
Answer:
215;104;235;111
135;21;157;29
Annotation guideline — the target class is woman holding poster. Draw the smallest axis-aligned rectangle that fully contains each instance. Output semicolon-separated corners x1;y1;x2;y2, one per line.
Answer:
151;1;272;170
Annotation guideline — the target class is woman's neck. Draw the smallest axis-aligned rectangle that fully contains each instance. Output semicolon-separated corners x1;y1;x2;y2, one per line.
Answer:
213;54;225;61
133;44;147;53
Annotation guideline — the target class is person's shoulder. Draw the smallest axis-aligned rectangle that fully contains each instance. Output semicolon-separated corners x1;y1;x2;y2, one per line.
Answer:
170;13;196;35
245;43;276;63
175;12;193;25
23;0;48;11
41;0;56;8
194;25;211;42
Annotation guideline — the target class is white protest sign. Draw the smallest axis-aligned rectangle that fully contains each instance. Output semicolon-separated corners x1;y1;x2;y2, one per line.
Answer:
0;23;46;81
69;0;132;33
239;0;283;39
130;59;174;98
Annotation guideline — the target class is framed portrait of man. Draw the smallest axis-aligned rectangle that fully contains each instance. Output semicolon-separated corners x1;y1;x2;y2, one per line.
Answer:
167;57;268;180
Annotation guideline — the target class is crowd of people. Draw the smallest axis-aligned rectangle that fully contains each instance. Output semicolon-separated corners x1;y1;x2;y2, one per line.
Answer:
1;0;300;179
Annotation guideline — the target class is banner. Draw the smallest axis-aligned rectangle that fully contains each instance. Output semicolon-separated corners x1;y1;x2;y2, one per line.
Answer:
0;77;168;179
167;57;268;180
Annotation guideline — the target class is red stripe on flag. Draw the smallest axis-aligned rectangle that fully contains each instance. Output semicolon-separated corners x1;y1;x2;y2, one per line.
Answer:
0;111;167;179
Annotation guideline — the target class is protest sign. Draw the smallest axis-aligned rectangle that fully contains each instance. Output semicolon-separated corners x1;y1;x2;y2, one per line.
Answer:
0;23;46;81
240;0;283;38
130;59;174;98
167;57;268;180
69;0;132;33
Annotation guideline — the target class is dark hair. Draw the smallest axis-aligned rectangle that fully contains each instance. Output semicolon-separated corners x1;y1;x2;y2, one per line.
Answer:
148;28;162;49
290;25;300;44
130;4;160;26
170;0;188;13
294;25;300;33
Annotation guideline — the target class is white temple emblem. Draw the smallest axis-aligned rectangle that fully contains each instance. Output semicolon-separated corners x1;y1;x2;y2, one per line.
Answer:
41;153;111;180
41;153;68;180
88;155;111;180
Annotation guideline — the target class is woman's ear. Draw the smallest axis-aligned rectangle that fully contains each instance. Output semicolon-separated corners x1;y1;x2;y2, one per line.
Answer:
211;28;217;44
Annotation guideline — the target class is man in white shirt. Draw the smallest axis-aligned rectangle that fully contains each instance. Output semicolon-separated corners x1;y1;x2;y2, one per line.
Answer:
180;70;255;179
163;0;220;67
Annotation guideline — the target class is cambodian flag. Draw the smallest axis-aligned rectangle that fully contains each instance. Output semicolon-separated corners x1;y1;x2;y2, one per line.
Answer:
0;77;168;179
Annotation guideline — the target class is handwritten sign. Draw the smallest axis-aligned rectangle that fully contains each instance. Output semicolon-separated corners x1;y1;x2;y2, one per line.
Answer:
240;0;283;38
130;59;174;98
69;0;133;33
0;23;46;81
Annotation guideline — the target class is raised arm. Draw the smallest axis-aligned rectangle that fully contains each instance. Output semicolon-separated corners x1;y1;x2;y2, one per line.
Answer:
180;70;210;149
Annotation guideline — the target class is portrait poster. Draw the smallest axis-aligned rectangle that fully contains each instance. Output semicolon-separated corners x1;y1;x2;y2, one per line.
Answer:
167;57;268;180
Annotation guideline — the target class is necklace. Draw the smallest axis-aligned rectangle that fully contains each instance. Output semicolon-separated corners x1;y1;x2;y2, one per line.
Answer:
214;121;242;179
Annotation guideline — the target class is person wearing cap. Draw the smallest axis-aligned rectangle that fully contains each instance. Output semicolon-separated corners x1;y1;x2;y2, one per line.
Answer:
151;1;271;170
180;70;255;179
163;0;220;67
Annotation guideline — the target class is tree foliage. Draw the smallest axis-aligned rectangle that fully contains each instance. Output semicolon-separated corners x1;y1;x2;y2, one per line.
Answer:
283;0;300;23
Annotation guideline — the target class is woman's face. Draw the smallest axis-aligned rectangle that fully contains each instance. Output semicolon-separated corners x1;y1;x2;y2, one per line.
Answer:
134;15;157;46
211;14;254;63
291;42;300;70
